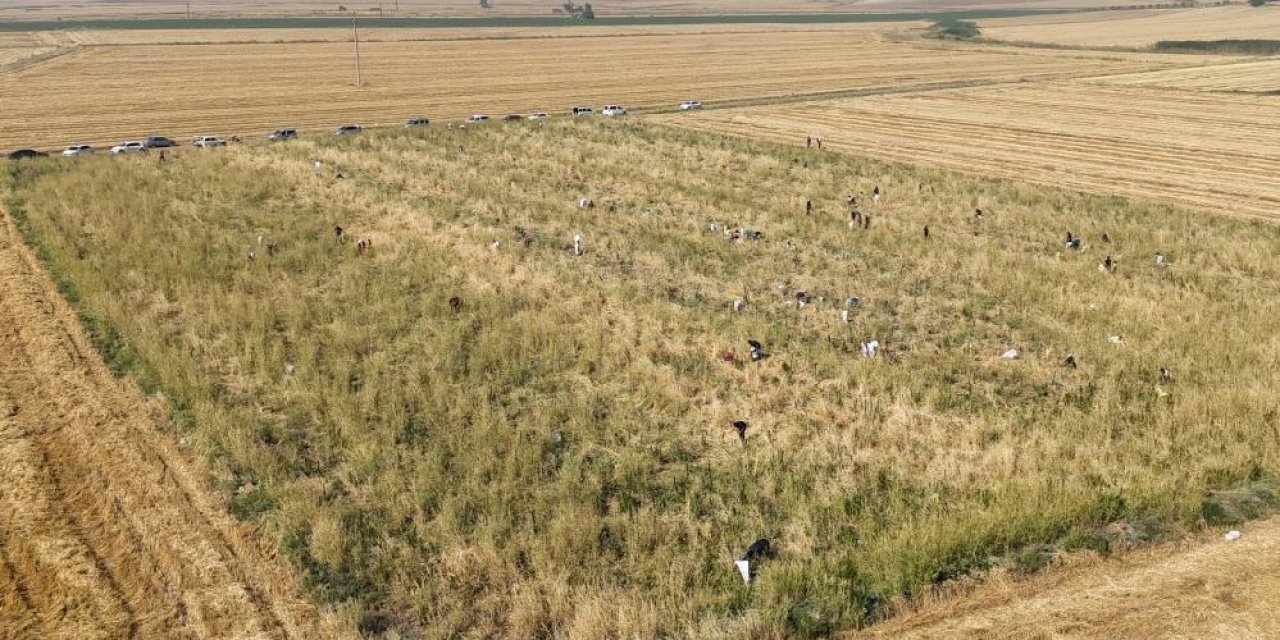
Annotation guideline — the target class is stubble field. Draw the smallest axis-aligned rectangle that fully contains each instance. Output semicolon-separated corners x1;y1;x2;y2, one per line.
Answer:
0;0;1178;21
1086;58;1280;93
0;25;1207;152
667;82;1280;220
980;5;1280;47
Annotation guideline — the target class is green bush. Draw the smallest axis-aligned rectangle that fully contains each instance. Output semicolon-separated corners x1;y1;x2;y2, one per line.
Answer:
931;18;981;39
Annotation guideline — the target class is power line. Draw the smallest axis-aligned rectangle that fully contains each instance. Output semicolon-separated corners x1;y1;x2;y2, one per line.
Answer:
351;11;363;87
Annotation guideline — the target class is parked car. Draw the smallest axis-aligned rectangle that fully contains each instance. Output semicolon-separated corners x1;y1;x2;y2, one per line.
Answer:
679;100;704;111
571;106;593;117
193;136;227;148
111;141;147;154
405;116;430;127
7;149;48;160
144;135;177;148
334;124;363;136
269;128;298;141
503;114;523;122
601;105;627;117
61;144;94;157
527;112;550;121
466;114;490;123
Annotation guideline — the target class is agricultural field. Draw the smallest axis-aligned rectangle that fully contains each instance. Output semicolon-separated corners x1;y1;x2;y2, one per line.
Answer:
0;27;1190;152
863;513;1280;639
0;185;340;637
0;0;1171;21
980;5;1280;48
0;44;51;65
0;22;917;45
1088;58;1280;93
7;119;1280;638
667;83;1280;221
0;0;878;19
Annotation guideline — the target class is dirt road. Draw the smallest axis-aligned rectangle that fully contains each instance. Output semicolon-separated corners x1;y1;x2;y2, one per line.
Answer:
0;207;336;639
860;516;1280;640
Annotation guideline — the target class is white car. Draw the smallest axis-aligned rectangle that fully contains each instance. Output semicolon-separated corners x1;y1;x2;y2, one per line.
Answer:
571;106;593;117
527;112;549;121
61;144;93;157
601;105;627;117
111;141;147;154
467;114;490;123
680;100;703;111
193;136;227;148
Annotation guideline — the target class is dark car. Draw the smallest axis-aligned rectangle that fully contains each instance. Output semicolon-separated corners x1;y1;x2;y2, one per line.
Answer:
333;124;363;136
144;135;178;148
503;114;523;122
7;149;48;160
269;128;298;141
405;116;429;128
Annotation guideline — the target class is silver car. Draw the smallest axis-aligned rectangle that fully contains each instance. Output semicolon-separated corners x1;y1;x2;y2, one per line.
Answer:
111;141;147;154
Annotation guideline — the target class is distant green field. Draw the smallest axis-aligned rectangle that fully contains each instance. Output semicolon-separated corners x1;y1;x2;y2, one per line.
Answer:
0;10;1065;32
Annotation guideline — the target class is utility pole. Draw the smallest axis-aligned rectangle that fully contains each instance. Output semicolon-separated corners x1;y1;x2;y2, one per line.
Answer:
351;11;363;87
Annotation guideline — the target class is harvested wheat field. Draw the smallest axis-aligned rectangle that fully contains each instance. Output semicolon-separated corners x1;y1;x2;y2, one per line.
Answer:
0;0;1163;20
667;83;1280;220
0;205;342;638
1088;58;1280;93
982;6;1280;48
8;120;1280;638
2;22;916;46
0;0;875;19
0;44;51;65
0;29;1190;151
860;515;1280;639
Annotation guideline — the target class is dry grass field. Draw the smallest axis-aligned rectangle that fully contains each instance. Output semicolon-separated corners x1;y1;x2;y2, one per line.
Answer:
0;30;1185;152
0;201;343;638
1088;58;1280;93
5;6;1280;639
7;119;1280;638
667;83;1280;221
981;6;1280;48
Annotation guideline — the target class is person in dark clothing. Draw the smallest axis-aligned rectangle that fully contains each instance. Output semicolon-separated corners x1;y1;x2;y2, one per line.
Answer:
741;538;773;561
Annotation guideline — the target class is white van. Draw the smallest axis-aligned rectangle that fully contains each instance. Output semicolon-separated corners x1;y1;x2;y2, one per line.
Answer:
601;105;627;117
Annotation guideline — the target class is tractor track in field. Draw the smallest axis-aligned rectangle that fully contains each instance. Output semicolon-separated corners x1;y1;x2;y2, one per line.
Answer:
0;45;86;76
858;516;1280;639
0;204;333;640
